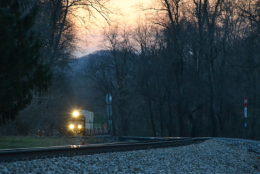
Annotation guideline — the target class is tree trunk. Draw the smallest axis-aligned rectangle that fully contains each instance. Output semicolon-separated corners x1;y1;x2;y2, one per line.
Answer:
148;99;156;136
159;101;164;136
167;97;174;136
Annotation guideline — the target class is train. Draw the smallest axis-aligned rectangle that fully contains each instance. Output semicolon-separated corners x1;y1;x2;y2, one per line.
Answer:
67;109;94;136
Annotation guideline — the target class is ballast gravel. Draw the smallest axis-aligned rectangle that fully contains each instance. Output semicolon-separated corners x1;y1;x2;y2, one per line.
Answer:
0;139;259;174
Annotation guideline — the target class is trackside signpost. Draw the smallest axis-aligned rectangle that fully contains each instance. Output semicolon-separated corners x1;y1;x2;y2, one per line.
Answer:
244;97;248;128
243;97;248;138
106;93;112;134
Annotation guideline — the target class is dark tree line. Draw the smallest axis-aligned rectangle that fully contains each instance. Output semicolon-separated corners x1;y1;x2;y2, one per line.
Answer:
0;0;108;129
0;0;51;125
85;0;260;139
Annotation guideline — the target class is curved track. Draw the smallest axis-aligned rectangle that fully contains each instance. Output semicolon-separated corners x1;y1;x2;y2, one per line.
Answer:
0;137;209;162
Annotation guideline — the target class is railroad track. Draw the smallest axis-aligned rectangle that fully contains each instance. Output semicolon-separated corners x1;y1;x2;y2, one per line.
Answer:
0;137;209;162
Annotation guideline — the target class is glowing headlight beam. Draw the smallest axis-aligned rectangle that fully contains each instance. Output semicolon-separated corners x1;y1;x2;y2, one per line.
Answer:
69;124;75;130
72;110;80;118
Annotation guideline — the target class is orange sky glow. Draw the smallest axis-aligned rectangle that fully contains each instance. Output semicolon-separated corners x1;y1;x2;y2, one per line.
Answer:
72;0;158;57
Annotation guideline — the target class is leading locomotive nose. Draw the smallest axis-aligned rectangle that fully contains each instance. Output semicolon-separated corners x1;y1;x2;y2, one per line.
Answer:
67;109;94;136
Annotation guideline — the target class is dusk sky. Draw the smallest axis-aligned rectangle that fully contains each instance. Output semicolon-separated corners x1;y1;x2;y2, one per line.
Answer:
73;0;157;57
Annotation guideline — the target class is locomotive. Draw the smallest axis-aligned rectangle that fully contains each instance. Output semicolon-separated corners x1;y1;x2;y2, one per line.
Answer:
67;109;94;136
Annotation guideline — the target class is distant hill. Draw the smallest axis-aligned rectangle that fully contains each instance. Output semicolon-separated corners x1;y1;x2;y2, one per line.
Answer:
68;50;111;73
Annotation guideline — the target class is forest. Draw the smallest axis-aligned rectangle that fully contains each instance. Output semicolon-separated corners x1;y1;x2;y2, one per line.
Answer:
0;0;259;139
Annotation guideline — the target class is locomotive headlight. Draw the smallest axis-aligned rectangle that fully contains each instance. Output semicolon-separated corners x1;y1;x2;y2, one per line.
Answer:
72;110;80;118
78;124;82;129
69;124;75;130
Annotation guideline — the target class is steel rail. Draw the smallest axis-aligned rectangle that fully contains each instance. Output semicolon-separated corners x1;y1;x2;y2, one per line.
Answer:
0;137;209;163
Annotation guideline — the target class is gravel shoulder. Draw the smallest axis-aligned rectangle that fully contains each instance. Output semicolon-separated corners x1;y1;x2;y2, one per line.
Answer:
0;138;259;174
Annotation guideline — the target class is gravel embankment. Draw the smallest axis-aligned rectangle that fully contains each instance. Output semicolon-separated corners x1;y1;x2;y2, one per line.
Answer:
0;139;259;174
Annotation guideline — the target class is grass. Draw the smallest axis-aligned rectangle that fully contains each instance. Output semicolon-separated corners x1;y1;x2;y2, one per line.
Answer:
0;136;74;150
